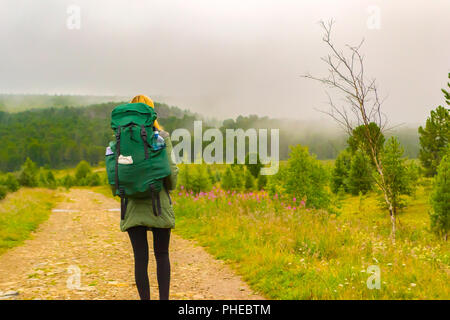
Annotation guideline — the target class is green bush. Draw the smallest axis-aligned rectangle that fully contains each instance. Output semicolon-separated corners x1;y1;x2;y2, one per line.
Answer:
18;158;38;187
244;168;255;191
38;168;48;187
429;155;450;239
347;150;373;195
46;171;57;189
86;172;101;186
278;145;330;209
379;137;417;214
257;173;267;190
331;150;352;193
178;164;212;193
75;161;92;181
178;165;191;190
2;173;19;192
221;166;235;191
190;165;212;193
61;174;74;190
0;185;7;200
232;166;244;191
207;166;216;185
245;153;263;178
267;145;330;209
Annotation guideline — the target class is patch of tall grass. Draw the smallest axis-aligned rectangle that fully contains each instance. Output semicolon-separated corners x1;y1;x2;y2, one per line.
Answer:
0;188;60;255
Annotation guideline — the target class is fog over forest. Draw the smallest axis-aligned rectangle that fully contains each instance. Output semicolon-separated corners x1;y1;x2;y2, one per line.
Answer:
1;0;449;125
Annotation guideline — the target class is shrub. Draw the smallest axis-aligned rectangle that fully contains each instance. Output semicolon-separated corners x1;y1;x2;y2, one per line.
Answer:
418;106;449;177
38;168;48;187
46;171;57;189
266;165;287;197
190;165;212;193
207;166;214;184
86;172;101;186
331;150;352;194
178;164;191;190
3;173;19;192
18;158;38;187
244;168;255;190
61;174;74;190
268;145;330;209
347;150;373;195
75;160;92;181
257;173;267;190
221;166;235;191
178;164;212;193
429;155;450;239
0;185;7;200
232;166;244;191
245;153;263;178
379;137;417;214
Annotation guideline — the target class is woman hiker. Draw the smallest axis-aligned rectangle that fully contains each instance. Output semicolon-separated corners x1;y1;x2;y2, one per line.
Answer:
121;94;178;300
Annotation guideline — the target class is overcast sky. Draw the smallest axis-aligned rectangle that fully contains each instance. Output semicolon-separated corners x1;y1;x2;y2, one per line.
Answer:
0;0;449;124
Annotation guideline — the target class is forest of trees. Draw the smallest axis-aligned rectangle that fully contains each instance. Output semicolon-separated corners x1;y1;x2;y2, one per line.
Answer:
0;97;421;172
0;101;196;171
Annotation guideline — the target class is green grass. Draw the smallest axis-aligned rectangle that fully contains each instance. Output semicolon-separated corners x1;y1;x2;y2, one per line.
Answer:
92;183;449;299
0;188;60;256
171;186;449;299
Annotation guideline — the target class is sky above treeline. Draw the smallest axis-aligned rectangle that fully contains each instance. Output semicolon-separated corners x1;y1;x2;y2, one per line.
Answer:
0;0;449;124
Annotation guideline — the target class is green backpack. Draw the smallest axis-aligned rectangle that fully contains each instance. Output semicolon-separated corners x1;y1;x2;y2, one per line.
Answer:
105;102;171;219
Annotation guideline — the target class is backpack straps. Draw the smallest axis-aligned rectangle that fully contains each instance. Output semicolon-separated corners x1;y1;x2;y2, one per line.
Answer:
165;188;172;205
149;184;162;216
115;126;121;193
140;125;149;160
120;189;128;220
115;126;128;220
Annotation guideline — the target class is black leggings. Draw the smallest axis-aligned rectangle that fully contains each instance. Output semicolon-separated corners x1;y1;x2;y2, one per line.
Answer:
127;226;171;300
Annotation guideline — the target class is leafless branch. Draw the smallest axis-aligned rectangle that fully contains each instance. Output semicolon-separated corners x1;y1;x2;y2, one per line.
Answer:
301;19;397;239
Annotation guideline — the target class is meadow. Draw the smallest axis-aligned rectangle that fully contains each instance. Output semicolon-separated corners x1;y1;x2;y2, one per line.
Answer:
169;185;448;299
90;165;449;300
0;157;448;299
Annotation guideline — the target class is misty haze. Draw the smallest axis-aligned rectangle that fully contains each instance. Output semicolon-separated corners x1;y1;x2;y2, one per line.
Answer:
0;0;449;124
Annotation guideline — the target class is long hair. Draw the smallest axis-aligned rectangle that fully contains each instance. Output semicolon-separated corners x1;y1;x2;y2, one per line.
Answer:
130;94;162;130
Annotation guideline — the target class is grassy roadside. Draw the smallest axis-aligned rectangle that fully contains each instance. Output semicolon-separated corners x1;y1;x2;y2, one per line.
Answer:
91;185;449;299
0;188;60;256
172;187;449;299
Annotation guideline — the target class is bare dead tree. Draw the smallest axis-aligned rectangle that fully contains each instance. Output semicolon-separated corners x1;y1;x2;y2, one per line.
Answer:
303;20;397;240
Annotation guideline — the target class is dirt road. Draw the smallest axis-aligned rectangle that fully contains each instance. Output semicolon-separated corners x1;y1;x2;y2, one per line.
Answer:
0;189;263;300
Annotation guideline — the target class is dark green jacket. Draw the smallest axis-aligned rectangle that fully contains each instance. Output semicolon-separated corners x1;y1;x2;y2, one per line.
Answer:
120;131;178;231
